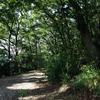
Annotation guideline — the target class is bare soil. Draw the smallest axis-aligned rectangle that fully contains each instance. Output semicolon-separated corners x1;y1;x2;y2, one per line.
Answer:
0;69;99;100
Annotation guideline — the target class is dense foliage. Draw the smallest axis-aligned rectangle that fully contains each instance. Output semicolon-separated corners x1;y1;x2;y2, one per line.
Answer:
0;0;100;91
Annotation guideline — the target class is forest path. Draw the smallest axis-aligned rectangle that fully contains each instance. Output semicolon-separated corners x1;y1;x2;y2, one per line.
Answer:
0;69;70;100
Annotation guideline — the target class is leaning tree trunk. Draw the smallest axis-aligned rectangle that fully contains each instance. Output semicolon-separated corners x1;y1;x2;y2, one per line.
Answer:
69;1;100;67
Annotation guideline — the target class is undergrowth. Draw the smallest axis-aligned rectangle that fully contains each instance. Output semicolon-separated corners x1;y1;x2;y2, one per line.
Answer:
72;65;100;93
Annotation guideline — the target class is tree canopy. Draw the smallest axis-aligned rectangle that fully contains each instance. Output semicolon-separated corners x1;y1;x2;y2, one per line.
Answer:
0;0;100;88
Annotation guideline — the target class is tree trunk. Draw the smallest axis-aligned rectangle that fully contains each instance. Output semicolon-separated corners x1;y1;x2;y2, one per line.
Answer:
69;1;100;64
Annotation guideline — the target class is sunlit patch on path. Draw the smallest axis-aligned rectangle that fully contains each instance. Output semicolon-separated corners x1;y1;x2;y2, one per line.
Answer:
7;82;39;90
0;69;47;100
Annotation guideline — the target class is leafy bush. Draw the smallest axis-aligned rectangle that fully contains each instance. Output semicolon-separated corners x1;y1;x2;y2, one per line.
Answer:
45;53;67;84
45;52;80;84
73;65;100;91
46;65;62;84
19;89;27;96
60;73;70;84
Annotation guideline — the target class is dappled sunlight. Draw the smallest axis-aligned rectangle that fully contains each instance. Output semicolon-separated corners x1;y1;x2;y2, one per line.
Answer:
16;82;64;100
6;71;46;90
0;69;48;100
21;75;45;79
18;95;46;100
58;84;70;93
1;69;86;100
7;82;39;90
21;72;44;77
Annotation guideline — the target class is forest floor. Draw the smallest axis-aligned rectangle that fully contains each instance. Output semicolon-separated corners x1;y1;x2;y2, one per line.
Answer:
0;69;99;100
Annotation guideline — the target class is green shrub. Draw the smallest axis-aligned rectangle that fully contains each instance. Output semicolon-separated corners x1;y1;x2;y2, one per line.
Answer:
45;52;80;84
45;53;66;84
46;65;62;84
50;95;56;100
19;89;27;96
73;65;100;91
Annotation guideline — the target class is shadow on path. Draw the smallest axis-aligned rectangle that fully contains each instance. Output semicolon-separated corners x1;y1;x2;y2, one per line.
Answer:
0;69;99;100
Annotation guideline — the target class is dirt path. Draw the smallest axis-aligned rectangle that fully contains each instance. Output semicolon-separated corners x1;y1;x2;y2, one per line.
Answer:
0;69;98;100
0;69;70;100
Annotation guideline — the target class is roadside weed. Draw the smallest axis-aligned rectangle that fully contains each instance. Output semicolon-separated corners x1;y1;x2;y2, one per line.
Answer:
19;89;27;96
